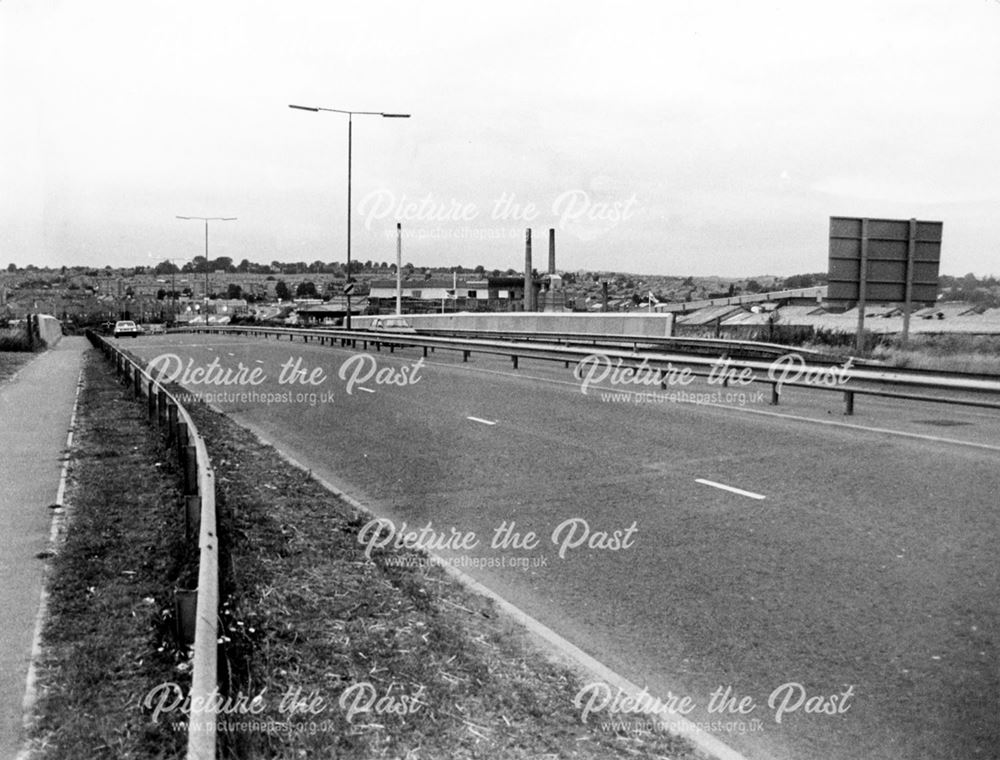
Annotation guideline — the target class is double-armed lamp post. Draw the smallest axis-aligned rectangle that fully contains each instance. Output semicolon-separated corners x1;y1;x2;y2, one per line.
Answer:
157;255;192;321
176;216;237;318
289;104;410;329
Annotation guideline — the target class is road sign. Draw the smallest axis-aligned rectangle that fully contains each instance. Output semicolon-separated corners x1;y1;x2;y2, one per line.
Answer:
343;282;355;296
828;216;943;349
828;217;942;303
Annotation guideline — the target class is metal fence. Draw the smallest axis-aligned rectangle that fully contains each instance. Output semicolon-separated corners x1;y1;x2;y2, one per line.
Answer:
87;331;219;760
183;324;1000;415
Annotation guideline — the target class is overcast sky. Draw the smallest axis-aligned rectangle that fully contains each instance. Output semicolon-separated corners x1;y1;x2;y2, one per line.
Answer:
2;0;998;277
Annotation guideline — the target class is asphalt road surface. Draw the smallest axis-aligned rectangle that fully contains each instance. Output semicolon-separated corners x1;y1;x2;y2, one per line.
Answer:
125;333;1000;760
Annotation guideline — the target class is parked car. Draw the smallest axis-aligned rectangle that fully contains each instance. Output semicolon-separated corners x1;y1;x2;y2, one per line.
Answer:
113;320;140;338
370;317;417;333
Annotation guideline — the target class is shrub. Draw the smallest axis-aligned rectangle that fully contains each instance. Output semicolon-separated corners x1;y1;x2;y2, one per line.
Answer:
0;329;33;351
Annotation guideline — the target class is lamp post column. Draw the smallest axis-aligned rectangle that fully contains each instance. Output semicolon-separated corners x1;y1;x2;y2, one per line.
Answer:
288;104;410;330
346;113;353;328
175;215;236;323
204;219;210;309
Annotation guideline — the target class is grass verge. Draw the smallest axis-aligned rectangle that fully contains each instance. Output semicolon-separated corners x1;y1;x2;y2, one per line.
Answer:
869;334;1000;373
183;399;698;760
0;350;36;383
23;350;196;760
760;328;1000;373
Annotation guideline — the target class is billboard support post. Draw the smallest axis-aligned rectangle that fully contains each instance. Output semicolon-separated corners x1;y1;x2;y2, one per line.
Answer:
855;218;869;354
902;218;917;347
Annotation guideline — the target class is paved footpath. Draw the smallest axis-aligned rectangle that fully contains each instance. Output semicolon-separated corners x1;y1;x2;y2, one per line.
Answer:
0;337;86;760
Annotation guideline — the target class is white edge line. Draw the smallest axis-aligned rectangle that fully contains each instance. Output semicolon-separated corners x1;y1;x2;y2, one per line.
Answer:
418;361;1000;454
193;374;746;759
179;337;1000;453
467;416;497;426
238;432;746;760
724;403;1000;453
428;561;747;760
695;478;767;501
18;369;85;754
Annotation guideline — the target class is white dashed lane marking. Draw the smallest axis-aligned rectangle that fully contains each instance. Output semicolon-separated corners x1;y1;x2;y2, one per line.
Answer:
467;416;497;426
695;478;766;500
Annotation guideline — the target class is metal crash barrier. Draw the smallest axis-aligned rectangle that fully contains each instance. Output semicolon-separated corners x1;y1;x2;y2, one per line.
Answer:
182;324;1000;415
87;331;219;760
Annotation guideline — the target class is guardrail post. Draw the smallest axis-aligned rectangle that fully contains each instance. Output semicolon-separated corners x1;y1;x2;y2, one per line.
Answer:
174;588;197;645
512;355;519;369
844;391;855;416
177;421;189;464
183;444;198;496
770;383;779;405
133;368;142;397
422;346;428;358
463;350;470;363
157;391;167;429
147;382;156;421
167;404;178;447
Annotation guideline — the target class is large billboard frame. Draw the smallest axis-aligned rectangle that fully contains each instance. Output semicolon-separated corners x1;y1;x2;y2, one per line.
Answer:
828;216;943;350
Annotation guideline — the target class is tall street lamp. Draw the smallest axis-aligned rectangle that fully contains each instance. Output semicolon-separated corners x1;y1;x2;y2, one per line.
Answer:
157;256;191;322
176;216;237;322
289;104;410;329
